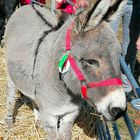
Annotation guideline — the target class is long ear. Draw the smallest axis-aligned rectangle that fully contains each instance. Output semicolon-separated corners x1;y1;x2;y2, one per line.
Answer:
105;0;127;22
74;0;126;32
83;0;111;31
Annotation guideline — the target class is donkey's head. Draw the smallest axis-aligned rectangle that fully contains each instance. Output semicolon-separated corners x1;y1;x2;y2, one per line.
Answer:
63;0;126;121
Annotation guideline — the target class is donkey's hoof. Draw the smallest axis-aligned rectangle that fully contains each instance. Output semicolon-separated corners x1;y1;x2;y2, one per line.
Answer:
5;118;14;128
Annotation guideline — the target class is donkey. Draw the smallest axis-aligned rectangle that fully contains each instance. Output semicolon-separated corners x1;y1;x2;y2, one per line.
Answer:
4;1;126;139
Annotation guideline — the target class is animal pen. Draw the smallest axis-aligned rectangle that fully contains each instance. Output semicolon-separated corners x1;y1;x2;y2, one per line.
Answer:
0;0;140;140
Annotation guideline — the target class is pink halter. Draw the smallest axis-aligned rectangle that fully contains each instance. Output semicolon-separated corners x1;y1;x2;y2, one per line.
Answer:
56;0;76;14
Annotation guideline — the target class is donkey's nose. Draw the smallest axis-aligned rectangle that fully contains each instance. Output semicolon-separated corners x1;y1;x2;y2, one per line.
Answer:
109;107;126;120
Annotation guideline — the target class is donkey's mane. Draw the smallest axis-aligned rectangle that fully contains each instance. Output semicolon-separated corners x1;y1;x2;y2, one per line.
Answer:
31;4;68;77
32;4;67;30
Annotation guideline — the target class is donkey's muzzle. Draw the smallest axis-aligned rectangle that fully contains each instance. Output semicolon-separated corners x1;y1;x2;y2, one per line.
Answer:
109;107;126;120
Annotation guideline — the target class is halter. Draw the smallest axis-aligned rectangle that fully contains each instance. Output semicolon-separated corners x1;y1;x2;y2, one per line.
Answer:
58;20;123;99
20;0;46;6
56;0;76;14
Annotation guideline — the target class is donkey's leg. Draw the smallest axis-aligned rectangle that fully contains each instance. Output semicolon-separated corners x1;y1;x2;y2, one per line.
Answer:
57;110;79;140
5;76;16;128
32;101;42;128
43;113;58;140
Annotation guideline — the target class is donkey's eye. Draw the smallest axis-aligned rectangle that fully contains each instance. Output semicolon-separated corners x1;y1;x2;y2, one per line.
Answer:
85;59;99;67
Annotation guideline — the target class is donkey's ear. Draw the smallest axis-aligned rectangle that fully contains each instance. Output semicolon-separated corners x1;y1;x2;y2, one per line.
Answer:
74;0;111;32
105;0;127;23
74;0;126;32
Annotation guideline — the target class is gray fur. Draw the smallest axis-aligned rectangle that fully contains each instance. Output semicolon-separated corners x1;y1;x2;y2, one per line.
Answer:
4;4;126;140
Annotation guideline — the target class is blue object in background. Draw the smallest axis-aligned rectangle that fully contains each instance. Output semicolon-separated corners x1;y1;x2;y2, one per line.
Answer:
131;98;140;110
134;128;140;140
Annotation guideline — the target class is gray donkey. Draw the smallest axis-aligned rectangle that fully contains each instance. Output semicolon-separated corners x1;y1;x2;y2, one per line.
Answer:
4;0;126;139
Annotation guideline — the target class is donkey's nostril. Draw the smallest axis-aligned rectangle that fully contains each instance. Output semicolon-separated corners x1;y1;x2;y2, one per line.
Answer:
109;107;126;120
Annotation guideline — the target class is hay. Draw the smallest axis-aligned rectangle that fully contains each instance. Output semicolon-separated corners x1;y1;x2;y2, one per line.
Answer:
0;46;97;139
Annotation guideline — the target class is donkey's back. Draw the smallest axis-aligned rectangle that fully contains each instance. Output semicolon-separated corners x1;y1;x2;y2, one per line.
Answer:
5;5;59;100
5;4;58;47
